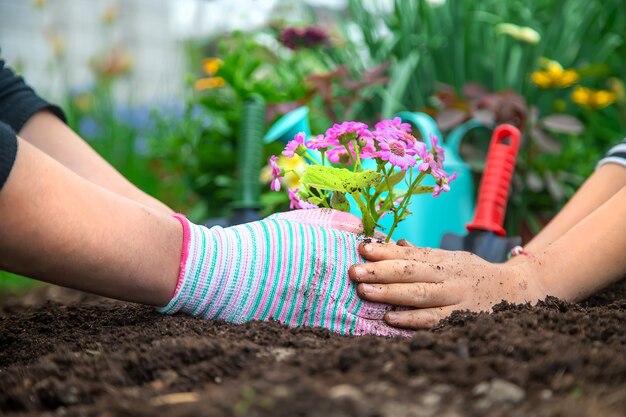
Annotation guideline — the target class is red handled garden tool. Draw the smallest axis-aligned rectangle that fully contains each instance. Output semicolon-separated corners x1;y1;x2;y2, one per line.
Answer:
440;124;522;263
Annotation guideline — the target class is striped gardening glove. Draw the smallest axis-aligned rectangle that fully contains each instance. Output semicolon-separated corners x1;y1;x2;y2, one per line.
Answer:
159;209;411;337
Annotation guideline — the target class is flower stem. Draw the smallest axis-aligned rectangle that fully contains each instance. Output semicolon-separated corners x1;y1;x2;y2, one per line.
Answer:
302;152;320;165
385;170;427;242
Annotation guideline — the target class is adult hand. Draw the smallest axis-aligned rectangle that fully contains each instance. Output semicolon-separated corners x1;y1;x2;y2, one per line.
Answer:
160;209;411;337
348;240;547;329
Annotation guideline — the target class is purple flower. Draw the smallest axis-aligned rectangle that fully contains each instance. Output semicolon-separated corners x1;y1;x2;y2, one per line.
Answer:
429;133;445;163
326;145;354;164
374;117;412;133
358;140;379;160
377;137;417;170
325;121;371;145
282;131;306;158
415;142;446;177
269;155;283;191
375;197;403;219
372;118;418;151
433;172;457;197
306;134;334;150
280;26;329;50
417;151;436;173
288;188;317;210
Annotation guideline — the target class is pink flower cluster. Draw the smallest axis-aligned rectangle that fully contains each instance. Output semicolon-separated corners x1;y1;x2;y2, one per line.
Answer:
268;117;456;207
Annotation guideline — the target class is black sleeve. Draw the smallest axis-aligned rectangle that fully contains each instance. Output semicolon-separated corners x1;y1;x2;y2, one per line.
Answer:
0;59;66;133
0;121;18;192
597;138;626;169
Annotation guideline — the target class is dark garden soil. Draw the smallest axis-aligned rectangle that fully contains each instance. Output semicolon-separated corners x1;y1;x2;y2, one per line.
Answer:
1;280;625;417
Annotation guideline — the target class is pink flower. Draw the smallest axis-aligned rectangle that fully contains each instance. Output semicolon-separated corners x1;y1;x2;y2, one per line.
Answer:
375;197;403;219
282;132;306;158
288;188;317;210
374;117;412;133
417;151;436;173
429;133;445;163
358;140;379;160
325;140;376;164
433;172;457;197
325;121;371;145
416;143;446;177
378;137;417;170
269;155;283;191
306;134;334;150
326;145;354;164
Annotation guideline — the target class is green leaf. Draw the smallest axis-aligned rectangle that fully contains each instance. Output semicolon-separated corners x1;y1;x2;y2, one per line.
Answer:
412;185;434;195
381;52;420;118
302;165;383;194
375;170;407;194
330;192;351;212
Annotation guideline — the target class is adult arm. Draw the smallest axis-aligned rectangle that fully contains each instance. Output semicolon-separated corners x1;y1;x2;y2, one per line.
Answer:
0;133;181;305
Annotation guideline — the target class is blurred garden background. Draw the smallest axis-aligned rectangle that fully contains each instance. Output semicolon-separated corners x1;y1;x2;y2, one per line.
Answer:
0;0;625;290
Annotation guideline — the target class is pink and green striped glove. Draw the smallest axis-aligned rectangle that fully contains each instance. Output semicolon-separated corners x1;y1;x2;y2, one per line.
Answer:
158;209;412;337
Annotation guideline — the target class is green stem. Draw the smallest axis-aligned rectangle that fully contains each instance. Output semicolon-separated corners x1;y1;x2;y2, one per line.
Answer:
351;140;362;171
351;191;375;237
385;170;427;242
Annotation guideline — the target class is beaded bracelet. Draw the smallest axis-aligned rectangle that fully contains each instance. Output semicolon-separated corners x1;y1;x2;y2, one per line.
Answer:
507;245;529;259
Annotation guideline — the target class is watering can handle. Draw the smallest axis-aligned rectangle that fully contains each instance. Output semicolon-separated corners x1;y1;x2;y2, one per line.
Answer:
446;119;490;155
394;111;442;143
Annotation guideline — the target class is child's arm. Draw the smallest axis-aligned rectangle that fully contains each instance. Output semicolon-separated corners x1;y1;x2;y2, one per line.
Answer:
521;163;626;255
349;183;626;329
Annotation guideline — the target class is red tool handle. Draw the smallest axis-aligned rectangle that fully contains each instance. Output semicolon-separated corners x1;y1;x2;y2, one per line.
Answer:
466;124;521;236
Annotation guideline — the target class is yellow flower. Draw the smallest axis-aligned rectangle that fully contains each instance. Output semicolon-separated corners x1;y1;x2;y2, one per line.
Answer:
571;86;616;109
261;155;306;189
32;0;46;9
202;58;223;76
531;59;579;89
193;76;226;91
496;23;541;44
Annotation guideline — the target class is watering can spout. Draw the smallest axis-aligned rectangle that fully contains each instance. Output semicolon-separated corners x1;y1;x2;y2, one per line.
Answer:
263;106;311;144
263;106;323;163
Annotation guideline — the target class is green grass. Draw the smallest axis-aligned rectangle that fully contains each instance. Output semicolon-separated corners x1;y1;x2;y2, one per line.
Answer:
0;270;40;295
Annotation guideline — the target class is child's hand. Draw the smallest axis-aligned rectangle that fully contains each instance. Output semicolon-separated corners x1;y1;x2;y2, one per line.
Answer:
348;240;547;329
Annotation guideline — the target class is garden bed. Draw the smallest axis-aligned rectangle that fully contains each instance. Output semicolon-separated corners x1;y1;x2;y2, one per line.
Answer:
1;280;625;417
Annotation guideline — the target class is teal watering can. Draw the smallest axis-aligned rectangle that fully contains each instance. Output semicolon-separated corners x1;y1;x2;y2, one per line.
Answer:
264;106;311;145
263;107;487;247
383;112;488;247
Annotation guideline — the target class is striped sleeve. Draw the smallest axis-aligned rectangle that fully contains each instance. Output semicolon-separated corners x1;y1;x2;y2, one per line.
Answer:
597;138;626;169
